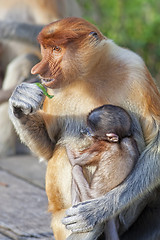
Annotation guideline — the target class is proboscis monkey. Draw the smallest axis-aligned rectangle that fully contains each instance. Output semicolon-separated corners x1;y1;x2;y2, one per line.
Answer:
67;104;139;240
9;17;160;240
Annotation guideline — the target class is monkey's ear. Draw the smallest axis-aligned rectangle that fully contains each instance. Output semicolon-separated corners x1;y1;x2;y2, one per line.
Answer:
106;133;119;143
89;31;99;40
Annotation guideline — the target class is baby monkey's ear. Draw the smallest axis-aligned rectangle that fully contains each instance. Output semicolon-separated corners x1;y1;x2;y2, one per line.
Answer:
106;133;119;143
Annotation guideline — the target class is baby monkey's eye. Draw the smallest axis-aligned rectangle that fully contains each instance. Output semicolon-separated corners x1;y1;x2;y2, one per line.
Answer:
53;46;61;52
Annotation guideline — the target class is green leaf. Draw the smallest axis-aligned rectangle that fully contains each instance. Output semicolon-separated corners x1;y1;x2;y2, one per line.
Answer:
35;83;54;99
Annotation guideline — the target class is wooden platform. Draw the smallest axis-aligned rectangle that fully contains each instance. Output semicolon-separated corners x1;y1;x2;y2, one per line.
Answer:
0;154;54;240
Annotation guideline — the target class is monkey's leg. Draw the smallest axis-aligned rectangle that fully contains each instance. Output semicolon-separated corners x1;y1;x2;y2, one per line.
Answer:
67;147;95;203
71;178;81;205
72;165;91;201
67;165;105;240
45;146;72;240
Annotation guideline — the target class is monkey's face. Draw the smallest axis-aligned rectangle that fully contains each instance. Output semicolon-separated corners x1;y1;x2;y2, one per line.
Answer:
31;43;64;88
31;17;104;89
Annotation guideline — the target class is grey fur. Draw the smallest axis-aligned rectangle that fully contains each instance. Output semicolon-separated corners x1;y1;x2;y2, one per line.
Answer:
67;224;104;240
9;82;44;117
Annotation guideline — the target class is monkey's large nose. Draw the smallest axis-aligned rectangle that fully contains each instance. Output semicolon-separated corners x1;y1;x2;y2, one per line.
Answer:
31;60;49;76
31;62;41;74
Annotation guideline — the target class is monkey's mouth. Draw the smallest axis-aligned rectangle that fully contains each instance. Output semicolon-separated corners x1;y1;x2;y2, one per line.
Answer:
40;75;62;89
41;78;54;83
41;78;57;87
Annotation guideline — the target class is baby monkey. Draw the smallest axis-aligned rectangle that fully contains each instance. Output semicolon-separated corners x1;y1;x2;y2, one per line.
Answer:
67;104;139;240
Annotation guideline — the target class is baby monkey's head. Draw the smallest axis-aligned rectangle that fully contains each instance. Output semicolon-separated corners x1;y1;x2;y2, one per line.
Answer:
85;104;132;143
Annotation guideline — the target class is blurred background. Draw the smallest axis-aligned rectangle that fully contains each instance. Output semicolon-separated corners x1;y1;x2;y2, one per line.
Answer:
0;0;159;156
79;0;160;83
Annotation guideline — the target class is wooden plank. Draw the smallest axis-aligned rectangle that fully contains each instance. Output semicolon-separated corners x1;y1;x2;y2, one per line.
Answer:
0;170;54;239
0;155;46;189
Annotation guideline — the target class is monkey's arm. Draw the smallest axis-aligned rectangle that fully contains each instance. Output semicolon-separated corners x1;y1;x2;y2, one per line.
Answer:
9;82;56;160
0;88;14;104
66;147;99;167
0;21;43;47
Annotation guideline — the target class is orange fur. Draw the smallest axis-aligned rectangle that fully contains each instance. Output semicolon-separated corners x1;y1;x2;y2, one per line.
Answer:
46;146;72;239
37;17;104;47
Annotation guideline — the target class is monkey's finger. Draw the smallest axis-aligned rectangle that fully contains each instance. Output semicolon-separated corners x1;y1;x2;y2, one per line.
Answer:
66;224;105;240
62;197;107;232
62;215;83;226
71;227;93;233
62;212;95;232
10;95;40;116
65;222;93;233
65;199;96;216
9;97;32;115
16;83;45;104
13;92;43;113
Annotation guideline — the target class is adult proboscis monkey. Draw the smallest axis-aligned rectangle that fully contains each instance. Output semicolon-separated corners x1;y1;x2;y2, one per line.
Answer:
9;17;160;240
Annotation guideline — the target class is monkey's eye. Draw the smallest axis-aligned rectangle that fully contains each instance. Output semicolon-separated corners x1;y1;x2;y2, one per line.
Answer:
89;31;99;40
53;46;61;52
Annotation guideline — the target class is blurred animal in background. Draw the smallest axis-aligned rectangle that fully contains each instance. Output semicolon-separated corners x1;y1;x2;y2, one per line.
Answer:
9;17;160;240
0;0;81;156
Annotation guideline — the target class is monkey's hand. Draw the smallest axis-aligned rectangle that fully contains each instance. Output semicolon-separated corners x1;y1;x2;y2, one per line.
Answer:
9;82;55;160
62;189;119;233
9;82;45;118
